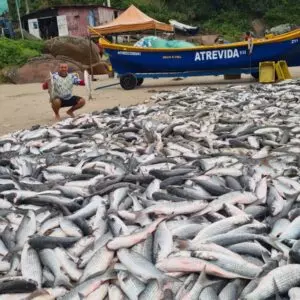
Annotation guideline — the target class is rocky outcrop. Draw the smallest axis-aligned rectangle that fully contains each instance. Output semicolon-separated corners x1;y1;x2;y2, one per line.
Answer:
14;28;42;40
251;19;266;38
44;36;107;75
2;55;84;84
2;53;110;84
186;34;219;45
266;23;298;35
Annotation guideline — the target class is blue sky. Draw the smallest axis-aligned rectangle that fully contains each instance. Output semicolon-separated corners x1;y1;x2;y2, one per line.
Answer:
0;0;8;14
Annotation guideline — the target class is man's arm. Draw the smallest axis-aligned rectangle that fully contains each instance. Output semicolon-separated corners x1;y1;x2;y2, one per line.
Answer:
42;73;55;90
42;81;49;90
72;74;85;86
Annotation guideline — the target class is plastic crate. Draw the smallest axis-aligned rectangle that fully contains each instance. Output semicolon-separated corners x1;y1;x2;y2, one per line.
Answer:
276;60;292;80
259;61;276;83
265;33;274;39
275;63;285;81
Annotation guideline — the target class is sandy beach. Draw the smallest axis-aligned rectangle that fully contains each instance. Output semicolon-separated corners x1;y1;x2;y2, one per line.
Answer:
0;67;299;137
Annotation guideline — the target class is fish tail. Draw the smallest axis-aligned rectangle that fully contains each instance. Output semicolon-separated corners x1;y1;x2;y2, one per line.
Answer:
198;265;222;291
159;274;183;289
174;239;190;250
54;273;71;288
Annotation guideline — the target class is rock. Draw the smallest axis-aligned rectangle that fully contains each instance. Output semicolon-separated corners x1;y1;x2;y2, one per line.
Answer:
251;19;266;38
14;28;42;40
2;55;84;84
44;36;107;75
186;34;219;45
54;54;110;75
0;68;14;84
267;23;297;35
89;61;110;75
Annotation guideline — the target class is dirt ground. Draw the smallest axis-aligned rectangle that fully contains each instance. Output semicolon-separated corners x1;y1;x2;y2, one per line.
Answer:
0;67;300;137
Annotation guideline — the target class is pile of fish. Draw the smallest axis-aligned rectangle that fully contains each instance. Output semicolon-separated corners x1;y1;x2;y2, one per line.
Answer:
1;79;300;299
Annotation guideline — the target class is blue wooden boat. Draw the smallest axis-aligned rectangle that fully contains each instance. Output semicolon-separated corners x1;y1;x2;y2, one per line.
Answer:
99;29;300;90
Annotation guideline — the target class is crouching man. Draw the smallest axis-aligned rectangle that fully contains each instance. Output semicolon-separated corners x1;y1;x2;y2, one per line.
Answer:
42;63;86;120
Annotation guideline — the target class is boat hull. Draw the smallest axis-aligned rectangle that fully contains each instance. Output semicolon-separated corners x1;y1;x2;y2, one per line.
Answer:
101;30;300;76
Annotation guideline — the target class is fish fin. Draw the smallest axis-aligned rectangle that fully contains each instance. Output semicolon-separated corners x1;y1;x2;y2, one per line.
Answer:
191;251;217;261
174;239;189;250
256;254;279;278
159;274;183;288
107;208;118;215
157;243;162;253
162;289;174;300
198;265;222;291
2;247;20;261
260;235;282;252
2;252;13;262
54;273;72;288
23;289;50;300
261;248;271;263
273;278;283;300
78;292;85;300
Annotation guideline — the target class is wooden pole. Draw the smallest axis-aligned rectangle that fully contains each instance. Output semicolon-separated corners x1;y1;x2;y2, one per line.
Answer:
25;0;30;14
15;0;24;39
89;34;94;81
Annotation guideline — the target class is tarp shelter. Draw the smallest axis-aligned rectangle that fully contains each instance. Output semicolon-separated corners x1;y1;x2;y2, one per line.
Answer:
0;0;8;14
88;4;174;35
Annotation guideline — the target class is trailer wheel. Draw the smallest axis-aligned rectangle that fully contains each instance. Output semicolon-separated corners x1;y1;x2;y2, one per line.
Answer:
137;78;144;86
251;72;259;80
120;74;137;90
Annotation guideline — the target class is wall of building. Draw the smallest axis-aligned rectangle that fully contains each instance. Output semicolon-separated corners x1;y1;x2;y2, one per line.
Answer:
58;6;121;37
21;8;58;32
58;7;89;37
97;7;116;26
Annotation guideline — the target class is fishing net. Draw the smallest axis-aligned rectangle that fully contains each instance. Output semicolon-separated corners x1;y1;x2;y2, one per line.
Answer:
134;36;195;48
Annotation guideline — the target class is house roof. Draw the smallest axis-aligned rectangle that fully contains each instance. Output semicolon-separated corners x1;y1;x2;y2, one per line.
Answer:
50;4;122;10
88;4;174;35
21;4;123;19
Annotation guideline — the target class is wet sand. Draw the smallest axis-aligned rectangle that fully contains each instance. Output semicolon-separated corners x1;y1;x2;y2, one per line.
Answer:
0;67;299;136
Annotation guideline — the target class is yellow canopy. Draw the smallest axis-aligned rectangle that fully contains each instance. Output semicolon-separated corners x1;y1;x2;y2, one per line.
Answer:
88;4;174;35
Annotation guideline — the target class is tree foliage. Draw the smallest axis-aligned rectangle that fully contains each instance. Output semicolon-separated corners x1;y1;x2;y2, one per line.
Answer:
7;0;300;41
0;38;44;68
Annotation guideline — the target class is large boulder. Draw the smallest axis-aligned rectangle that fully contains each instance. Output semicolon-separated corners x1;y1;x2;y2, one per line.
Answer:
44;36;107;75
186;34;219;45
267;24;297;35
2;55;84;84
14;28;42;40
251;19;266;38
54;55;110;75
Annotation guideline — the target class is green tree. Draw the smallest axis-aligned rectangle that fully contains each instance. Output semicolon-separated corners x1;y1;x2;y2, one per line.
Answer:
6;0;299;41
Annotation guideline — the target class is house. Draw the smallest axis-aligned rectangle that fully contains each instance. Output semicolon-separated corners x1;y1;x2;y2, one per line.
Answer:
21;4;123;39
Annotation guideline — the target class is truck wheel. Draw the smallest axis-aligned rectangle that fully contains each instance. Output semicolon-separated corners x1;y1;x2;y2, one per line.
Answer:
137;78;144;86
120;73;137;90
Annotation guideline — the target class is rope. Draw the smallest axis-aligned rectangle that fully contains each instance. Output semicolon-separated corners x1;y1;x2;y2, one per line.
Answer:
248;37;254;80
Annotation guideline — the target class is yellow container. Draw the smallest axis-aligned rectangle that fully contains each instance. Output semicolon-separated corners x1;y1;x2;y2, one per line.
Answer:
265;33;274;39
108;64;112;72
259;61;276;83
277;60;292;79
275;63;285;81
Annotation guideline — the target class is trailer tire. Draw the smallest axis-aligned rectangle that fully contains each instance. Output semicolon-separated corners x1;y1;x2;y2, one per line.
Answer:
137;78;144;86
251;72;259;80
120;74;137;90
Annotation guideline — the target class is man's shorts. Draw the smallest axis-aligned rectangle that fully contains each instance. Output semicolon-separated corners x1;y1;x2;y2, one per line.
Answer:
59;96;81;107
